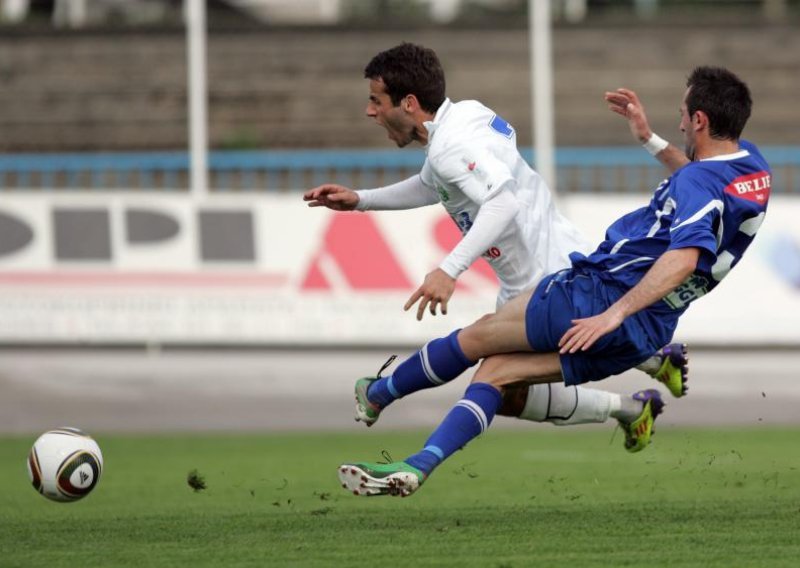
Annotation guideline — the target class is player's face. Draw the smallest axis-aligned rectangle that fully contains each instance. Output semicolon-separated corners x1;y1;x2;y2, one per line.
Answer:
679;87;696;161
366;78;416;148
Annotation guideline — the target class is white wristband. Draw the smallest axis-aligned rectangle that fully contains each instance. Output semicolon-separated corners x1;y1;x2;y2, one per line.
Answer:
643;133;669;156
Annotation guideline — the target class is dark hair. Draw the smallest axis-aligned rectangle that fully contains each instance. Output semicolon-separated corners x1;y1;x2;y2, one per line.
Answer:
364;43;446;113
686;66;752;140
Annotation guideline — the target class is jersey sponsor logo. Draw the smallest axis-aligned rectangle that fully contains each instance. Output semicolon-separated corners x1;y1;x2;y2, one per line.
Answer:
453;211;473;234
467;161;476;171
724;171;771;205
488;114;514;138
436;185;450;203
663;274;709;309
483;247;501;260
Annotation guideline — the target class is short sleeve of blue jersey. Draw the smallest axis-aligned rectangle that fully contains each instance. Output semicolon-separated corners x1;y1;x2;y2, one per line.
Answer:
667;167;720;260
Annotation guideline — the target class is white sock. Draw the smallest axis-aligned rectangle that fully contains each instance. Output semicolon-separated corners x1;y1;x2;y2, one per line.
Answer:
636;353;662;375
609;395;644;423
519;384;616;425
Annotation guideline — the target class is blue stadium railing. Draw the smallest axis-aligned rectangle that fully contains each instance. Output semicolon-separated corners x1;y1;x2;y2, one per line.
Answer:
0;147;797;193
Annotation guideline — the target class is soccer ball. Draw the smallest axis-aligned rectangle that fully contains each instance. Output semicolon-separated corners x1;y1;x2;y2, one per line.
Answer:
27;427;103;502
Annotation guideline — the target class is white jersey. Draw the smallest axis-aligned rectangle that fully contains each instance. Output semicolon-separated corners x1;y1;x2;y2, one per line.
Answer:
420;98;590;306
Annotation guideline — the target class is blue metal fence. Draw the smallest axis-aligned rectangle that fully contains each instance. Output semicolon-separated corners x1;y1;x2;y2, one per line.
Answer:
0;147;797;193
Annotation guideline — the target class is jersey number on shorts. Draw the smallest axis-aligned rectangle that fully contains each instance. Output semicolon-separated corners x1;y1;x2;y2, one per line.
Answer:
489;114;514;138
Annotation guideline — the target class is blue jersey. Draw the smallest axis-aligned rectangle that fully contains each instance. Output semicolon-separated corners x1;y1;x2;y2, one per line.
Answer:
570;140;771;315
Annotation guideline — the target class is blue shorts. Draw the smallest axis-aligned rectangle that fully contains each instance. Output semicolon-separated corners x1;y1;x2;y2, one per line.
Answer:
525;269;675;385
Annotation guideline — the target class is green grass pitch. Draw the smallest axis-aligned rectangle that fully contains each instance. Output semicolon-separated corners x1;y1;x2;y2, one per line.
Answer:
2;428;799;567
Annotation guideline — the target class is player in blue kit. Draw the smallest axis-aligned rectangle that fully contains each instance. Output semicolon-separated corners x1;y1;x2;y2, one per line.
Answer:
338;66;771;497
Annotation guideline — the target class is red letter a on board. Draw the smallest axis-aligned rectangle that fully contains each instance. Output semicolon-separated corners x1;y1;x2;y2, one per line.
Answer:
301;213;413;290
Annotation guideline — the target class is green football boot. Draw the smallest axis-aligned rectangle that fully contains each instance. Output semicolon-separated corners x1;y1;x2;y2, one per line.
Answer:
338;461;427;497
354;377;382;426
353;355;397;427
619;389;665;453
652;343;689;398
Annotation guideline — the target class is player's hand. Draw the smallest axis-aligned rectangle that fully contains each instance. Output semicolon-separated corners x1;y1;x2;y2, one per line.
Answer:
404;268;456;321
558;309;625;354
303;184;359;211
604;88;653;144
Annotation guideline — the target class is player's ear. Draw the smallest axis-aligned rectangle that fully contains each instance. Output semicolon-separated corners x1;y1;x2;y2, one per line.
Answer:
692;110;708;132
403;94;419;113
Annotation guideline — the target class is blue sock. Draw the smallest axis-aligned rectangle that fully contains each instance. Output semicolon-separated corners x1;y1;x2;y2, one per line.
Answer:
405;382;503;475
367;329;475;408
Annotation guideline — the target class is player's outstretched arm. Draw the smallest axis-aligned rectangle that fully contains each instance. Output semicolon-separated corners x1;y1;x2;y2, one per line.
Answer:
558;247;700;354
605;88;690;172
354;174;439;211
303;184;360;211
308;176;438;213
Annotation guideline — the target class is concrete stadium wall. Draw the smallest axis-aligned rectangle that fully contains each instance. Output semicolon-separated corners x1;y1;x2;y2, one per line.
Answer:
0;24;797;152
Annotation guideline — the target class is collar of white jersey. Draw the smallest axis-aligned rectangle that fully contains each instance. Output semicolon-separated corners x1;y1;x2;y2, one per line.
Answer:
423;97;453;142
700;148;750;162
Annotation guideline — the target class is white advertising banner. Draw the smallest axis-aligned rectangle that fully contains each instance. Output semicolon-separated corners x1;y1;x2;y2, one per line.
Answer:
0;192;796;346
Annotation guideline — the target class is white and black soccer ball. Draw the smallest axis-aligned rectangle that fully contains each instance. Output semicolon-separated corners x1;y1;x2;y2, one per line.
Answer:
27;427;103;502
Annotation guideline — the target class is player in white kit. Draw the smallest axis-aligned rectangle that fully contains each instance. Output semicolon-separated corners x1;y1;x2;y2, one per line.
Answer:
304;43;687;437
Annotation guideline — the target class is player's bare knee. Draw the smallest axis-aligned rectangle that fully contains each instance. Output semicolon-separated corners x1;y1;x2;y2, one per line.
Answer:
475;313;493;324
471;353;518;387
457;314;497;360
